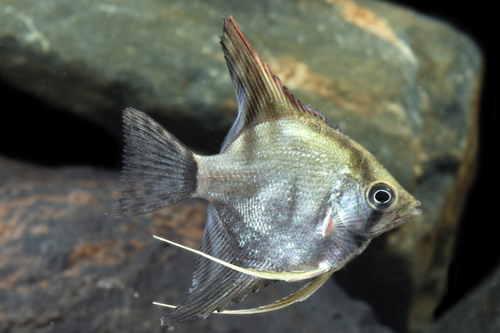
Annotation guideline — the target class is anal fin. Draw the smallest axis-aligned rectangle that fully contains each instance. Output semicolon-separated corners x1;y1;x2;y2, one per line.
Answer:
154;270;333;315
159;204;266;325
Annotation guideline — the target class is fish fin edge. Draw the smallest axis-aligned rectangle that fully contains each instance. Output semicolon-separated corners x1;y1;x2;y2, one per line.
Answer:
107;108;198;217
220;16;333;151
153;270;333;315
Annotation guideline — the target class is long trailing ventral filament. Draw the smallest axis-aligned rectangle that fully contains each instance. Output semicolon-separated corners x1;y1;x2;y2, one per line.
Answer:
152;235;334;315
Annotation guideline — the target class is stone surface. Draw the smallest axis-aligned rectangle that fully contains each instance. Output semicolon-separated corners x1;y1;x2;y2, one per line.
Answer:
422;263;500;333
0;157;395;333
0;0;482;332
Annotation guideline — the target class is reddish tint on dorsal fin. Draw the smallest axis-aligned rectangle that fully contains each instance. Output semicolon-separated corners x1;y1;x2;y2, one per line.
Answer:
220;16;334;151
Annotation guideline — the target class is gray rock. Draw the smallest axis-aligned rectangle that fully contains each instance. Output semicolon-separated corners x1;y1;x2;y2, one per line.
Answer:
0;157;394;333
423;263;500;333
0;0;482;332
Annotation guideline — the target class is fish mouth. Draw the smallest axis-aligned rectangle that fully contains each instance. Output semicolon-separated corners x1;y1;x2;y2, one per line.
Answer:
392;199;422;227
369;200;421;237
407;200;422;218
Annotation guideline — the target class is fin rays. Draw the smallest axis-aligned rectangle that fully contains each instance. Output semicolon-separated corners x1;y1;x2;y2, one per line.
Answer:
153;270;333;315
106;108;198;217
220;16;333;151
157;204;330;326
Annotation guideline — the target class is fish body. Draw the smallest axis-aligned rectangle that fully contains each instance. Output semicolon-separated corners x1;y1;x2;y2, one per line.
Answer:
109;17;421;325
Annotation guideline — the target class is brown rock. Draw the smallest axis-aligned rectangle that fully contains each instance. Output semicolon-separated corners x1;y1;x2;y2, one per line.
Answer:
0;157;396;332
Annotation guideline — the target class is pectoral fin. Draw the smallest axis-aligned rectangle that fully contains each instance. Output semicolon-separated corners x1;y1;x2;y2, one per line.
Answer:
153;235;329;282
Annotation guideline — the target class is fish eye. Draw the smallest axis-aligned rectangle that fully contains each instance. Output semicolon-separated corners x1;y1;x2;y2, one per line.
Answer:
366;182;396;211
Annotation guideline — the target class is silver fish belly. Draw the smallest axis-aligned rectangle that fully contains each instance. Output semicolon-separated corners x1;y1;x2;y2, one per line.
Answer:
108;16;421;326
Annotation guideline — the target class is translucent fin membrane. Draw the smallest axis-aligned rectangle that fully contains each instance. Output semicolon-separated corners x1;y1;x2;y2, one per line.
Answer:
153;270;333;315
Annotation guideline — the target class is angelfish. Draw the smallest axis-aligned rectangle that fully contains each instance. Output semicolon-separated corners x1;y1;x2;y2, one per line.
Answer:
108;16;421;326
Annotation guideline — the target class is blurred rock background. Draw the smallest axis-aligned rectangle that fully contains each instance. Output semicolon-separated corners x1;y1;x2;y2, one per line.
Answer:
0;0;496;332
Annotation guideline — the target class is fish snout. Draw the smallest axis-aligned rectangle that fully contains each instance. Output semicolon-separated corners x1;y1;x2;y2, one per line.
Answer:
407;199;422;219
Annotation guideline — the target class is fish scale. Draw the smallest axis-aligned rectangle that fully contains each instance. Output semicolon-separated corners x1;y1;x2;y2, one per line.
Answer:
108;16;421;326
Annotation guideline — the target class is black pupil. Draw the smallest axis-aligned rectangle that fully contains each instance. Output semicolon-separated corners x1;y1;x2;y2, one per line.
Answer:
374;189;390;203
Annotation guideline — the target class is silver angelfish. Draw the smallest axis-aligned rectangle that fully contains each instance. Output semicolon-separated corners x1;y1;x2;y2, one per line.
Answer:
108;16;421;326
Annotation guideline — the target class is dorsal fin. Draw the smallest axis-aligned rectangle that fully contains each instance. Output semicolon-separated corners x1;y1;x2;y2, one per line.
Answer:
220;16;333;151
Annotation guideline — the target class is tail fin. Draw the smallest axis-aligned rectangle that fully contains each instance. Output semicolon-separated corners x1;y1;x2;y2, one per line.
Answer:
107;108;198;217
